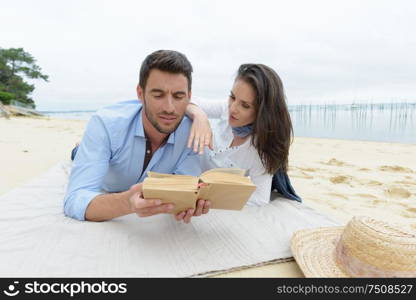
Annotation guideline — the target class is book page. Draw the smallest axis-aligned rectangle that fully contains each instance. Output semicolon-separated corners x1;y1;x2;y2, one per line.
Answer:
199;171;254;185
200;168;246;177
143;177;199;191
147;171;196;179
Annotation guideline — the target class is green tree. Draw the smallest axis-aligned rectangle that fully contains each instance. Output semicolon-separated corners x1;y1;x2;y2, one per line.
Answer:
0;47;49;108
0;91;14;105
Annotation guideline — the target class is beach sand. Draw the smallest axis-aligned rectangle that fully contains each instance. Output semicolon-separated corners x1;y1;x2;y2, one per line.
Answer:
1;116;415;277
0;117;85;195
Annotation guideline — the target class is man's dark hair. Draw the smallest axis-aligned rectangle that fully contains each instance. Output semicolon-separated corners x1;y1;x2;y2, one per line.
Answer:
139;50;193;91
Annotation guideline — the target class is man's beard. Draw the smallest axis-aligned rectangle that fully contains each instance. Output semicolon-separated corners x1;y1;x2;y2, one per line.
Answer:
143;98;183;134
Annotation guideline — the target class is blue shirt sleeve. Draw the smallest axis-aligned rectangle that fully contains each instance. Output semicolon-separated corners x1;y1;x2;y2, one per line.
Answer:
64;115;112;221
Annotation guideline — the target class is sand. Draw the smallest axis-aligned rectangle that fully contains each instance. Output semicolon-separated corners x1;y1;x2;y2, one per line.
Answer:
0;117;85;195
288;137;416;229
1;116;415;277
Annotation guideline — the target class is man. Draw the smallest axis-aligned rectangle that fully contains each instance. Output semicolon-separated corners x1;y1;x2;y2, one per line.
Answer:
64;50;210;223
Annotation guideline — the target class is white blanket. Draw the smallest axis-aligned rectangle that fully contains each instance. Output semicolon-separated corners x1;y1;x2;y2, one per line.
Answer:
0;162;338;277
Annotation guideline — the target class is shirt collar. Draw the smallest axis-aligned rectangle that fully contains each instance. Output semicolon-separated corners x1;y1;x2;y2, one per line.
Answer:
135;108;176;145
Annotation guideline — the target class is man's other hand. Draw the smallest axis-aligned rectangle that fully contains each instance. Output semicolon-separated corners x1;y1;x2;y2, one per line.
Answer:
174;199;211;224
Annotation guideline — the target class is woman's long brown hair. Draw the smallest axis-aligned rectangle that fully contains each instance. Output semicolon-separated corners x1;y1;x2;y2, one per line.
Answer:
236;64;293;173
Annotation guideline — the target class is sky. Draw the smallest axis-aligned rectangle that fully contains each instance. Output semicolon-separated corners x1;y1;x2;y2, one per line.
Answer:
1;0;415;110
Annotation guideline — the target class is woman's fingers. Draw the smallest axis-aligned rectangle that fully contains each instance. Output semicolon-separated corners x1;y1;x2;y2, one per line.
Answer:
187;130;195;148
202;132;213;153
188;117;213;154
199;136;205;154
193;136;200;153
206;132;213;151
197;132;213;154
208;137;214;151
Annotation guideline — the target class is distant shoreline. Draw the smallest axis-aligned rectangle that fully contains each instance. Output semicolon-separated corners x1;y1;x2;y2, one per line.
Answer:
38;101;416;113
36;102;416;144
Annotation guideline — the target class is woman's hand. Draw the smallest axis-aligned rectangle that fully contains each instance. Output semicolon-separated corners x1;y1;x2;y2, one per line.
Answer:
187;112;214;154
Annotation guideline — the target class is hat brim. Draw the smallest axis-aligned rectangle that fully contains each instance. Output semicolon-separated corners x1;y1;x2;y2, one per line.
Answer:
291;226;349;277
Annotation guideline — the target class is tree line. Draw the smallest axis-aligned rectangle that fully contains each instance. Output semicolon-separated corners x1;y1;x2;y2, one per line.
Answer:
0;47;48;108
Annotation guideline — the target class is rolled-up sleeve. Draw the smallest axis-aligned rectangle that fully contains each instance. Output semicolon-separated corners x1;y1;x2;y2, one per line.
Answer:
64;115;112;221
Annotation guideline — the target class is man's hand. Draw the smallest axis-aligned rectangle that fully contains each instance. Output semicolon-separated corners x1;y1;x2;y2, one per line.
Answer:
175;199;211;224
128;183;175;217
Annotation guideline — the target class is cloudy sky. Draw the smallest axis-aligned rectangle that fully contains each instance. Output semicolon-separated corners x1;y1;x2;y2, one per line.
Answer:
1;0;415;110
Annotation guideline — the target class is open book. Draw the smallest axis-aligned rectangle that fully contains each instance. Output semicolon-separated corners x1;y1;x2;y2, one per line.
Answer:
142;168;256;214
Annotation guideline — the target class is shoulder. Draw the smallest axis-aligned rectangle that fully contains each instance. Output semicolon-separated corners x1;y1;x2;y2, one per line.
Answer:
178;114;193;129
173;115;193;143
92;100;141;131
95;100;142;123
86;100;142;143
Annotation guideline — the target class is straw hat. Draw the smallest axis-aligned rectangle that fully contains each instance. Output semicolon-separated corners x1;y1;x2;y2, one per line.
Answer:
291;216;416;277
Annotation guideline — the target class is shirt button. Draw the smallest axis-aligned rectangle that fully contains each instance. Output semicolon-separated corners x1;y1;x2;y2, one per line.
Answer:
146;150;151;154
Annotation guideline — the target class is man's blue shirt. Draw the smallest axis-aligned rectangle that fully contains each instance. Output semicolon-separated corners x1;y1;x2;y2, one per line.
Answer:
64;100;201;221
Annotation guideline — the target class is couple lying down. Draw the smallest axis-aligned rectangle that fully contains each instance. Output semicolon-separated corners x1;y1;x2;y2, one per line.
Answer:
64;49;300;223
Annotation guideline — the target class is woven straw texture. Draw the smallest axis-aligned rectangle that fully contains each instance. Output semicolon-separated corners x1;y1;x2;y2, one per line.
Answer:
291;216;416;277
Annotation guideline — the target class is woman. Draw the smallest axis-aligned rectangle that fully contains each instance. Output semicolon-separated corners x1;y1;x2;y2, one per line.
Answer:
186;63;300;206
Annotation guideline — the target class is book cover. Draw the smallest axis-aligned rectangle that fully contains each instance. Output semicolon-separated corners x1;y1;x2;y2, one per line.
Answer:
142;168;256;214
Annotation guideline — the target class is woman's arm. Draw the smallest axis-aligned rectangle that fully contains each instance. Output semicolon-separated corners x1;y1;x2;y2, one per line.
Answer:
185;97;228;154
185;102;213;154
190;97;226;119
247;171;273;207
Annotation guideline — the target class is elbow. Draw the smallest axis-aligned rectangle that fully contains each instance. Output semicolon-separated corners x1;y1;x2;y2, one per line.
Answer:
63;192;85;221
63;193;72;218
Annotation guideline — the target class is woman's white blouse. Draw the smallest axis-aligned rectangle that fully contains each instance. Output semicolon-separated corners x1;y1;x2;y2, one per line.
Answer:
192;98;272;206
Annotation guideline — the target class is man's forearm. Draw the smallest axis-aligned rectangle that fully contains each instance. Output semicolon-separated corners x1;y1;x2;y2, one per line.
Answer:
85;191;132;222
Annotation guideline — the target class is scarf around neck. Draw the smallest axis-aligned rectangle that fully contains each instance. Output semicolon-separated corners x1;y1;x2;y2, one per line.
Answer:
231;124;253;137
